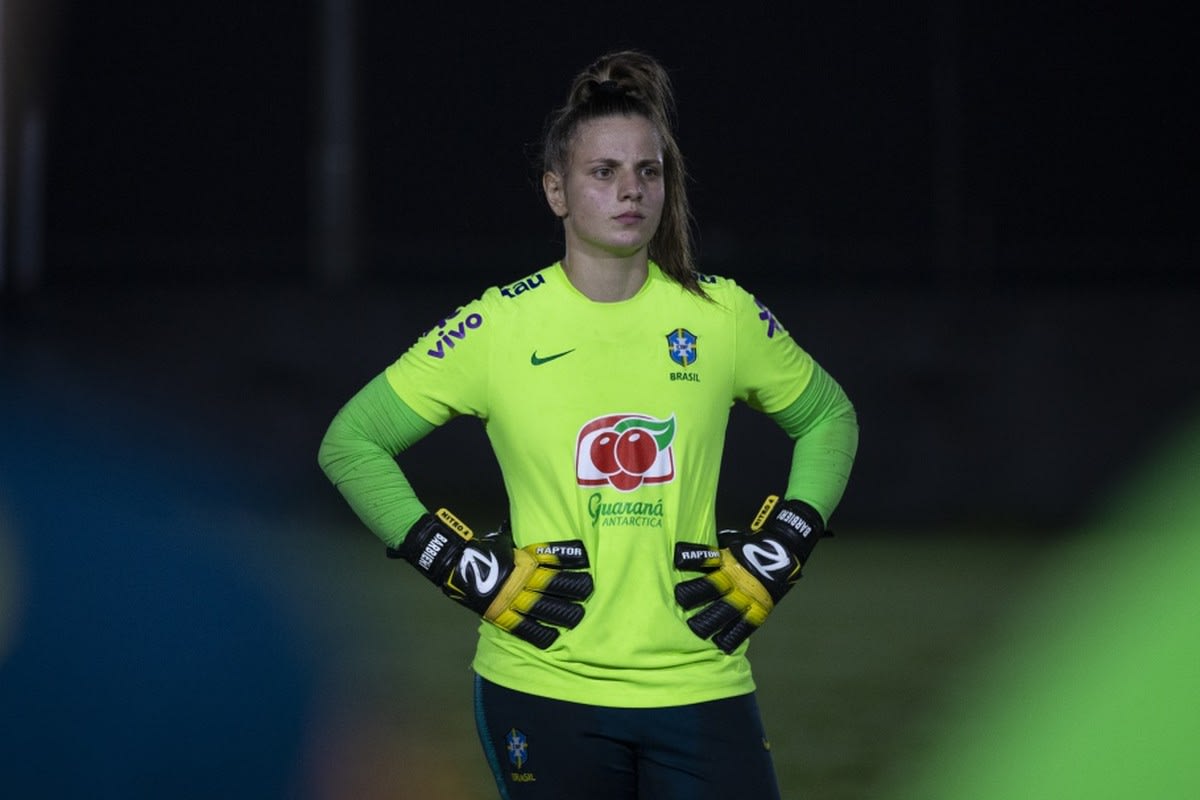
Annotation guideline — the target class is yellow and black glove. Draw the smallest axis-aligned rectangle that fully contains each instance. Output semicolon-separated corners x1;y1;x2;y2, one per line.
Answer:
674;495;826;653
390;509;593;649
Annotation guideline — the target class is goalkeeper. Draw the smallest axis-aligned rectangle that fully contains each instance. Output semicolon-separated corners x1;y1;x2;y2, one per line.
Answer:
318;50;858;800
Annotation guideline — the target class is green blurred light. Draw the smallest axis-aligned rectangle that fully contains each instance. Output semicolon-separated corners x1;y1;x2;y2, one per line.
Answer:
889;417;1200;798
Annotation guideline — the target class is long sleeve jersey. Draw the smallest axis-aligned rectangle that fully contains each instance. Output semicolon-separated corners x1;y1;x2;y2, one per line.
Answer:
319;262;858;707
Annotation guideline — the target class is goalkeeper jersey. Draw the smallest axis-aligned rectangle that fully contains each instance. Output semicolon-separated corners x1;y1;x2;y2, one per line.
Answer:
385;262;815;708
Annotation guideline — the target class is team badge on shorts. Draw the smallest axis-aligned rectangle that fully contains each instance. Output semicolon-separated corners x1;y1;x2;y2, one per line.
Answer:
504;727;537;783
666;328;698;367
506;728;529;769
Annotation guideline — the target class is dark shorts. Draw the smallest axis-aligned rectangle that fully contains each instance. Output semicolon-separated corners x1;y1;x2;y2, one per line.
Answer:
473;674;782;800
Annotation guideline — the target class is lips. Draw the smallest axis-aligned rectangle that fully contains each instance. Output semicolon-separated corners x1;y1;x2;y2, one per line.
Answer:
614;212;645;224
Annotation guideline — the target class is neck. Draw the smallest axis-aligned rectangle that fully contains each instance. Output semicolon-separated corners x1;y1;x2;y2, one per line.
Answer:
561;252;650;302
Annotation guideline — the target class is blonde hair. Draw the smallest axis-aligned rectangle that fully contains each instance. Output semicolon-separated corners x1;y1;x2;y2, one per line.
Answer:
541;51;704;296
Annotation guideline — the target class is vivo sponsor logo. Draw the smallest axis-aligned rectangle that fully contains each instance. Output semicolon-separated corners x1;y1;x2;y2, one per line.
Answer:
427;312;484;359
500;273;546;298
755;298;784;338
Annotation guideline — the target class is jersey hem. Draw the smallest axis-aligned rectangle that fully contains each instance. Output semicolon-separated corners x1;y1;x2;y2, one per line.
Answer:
471;658;758;709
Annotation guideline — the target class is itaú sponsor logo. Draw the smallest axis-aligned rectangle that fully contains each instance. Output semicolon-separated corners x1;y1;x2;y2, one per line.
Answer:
500;273;545;299
576;413;676;492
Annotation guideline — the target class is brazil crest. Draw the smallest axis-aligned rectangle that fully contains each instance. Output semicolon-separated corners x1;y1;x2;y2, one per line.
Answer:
666;328;698;367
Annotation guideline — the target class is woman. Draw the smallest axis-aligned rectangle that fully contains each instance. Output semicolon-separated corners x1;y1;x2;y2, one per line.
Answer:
319;50;859;799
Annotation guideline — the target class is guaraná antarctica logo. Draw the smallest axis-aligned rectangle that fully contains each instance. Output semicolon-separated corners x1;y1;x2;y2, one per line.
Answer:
576;413;677;493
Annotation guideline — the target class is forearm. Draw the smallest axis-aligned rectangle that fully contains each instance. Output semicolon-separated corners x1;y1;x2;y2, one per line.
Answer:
317;373;437;547
769;363;859;524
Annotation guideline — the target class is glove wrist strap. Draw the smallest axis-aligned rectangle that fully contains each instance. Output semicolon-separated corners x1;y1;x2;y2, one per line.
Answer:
759;497;826;565
388;509;474;586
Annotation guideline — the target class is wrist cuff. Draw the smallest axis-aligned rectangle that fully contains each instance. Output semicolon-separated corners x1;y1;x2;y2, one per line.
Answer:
768;498;826;565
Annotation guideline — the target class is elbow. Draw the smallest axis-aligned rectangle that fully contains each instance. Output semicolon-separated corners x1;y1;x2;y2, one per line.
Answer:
844;400;860;434
316;413;347;480
842;404;861;461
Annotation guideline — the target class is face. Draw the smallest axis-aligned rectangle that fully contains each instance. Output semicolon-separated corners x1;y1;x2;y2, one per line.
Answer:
543;114;666;261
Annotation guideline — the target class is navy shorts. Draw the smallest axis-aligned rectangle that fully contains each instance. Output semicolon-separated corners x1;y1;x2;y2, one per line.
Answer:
473;674;782;800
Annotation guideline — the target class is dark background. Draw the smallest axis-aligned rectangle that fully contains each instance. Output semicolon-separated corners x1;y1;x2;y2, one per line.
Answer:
28;2;1195;288
2;1;1196;525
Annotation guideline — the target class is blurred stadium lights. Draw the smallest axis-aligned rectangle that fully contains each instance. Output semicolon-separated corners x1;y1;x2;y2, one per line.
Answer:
0;0;56;296
1;0;8;292
312;0;361;287
929;0;966;284
13;109;44;293
0;501;23;668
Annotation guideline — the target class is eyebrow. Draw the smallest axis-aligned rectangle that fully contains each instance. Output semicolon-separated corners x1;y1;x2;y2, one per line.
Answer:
584;157;663;168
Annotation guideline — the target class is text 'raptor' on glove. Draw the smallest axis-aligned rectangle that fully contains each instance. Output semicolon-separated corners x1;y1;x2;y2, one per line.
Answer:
674;495;827;654
390;509;594;649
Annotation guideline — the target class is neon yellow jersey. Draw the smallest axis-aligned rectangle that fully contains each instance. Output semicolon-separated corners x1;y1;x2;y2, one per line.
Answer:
385;262;814;707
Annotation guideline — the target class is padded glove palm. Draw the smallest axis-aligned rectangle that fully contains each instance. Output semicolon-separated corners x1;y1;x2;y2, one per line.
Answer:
391;509;593;649
675;495;825;653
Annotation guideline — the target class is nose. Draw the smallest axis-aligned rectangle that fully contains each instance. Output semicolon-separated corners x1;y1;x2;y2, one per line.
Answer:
619;171;644;201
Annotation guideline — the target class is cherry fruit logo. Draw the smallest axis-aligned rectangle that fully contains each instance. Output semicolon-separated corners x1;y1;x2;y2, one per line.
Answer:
576;414;677;492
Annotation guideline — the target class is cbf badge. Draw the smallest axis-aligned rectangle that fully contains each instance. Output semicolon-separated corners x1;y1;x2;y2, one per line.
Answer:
505;727;537;783
506;728;529;769
666;328;698;367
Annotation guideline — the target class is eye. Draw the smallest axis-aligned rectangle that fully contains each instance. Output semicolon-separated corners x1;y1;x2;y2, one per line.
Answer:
592;166;614;179
638;162;663;179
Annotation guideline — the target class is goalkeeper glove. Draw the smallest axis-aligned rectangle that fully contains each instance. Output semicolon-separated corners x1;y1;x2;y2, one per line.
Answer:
674;495;826;654
389;509;593;649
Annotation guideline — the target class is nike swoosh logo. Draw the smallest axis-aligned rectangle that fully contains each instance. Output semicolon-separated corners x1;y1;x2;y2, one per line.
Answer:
531;349;575;366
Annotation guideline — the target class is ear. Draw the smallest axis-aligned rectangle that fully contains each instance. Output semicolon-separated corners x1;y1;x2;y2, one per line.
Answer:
542;171;568;218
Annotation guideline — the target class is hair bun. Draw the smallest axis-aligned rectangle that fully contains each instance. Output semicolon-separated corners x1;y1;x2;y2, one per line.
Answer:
584;78;632;103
